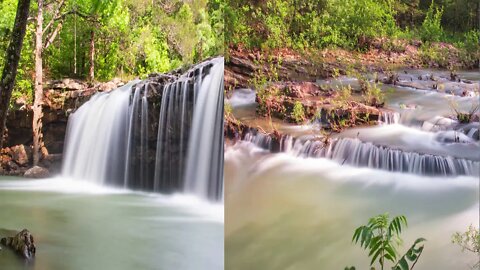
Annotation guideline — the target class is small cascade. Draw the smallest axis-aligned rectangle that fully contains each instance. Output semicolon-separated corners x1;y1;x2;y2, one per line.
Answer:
62;57;224;201
238;131;480;177
297;137;479;177
379;111;400;125
243;131;273;150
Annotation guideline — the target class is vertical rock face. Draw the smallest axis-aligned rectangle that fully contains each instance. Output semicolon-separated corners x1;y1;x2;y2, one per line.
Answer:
0;229;36;259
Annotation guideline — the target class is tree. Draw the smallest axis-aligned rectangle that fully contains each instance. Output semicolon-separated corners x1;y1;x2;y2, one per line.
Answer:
32;0;96;165
0;0;31;149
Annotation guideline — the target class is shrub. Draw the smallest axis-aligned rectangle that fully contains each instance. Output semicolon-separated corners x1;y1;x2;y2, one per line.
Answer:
291;101;305;123
420;1;444;43
452;225;480;269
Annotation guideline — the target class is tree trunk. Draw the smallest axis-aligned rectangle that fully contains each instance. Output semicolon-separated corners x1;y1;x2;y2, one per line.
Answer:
32;0;44;166
89;30;95;81
0;0;31;149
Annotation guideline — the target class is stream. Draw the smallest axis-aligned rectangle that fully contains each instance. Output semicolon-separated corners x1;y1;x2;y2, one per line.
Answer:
225;69;479;270
0;177;223;270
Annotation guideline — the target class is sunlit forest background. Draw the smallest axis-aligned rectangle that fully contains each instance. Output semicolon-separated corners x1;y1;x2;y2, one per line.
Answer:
0;0;224;105
225;0;479;52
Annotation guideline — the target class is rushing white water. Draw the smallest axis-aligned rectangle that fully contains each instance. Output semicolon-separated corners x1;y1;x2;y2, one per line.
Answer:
62;81;139;184
185;58;224;200
62;57;224;201
226;69;479;269
379;111;400;125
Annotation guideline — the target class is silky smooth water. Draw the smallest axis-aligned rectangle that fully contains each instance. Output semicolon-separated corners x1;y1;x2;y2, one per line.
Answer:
225;143;478;270
0;177;223;270
225;69;479;269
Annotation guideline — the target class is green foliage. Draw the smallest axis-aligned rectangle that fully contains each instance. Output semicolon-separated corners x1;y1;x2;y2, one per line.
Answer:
455;30;480;68
418;44;450;67
319;0;398;49
419;1;444;43
226;0;398;49
452;225;480;269
449;98;479;124
249;55;282;115
364;83;385;107
391;238;426;270
291;101;305;123
349;213;426;270
226;0;478;51
0;0;223;106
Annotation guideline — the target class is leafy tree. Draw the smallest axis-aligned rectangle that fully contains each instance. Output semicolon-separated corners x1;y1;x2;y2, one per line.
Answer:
420;1;444;42
0;0;31;149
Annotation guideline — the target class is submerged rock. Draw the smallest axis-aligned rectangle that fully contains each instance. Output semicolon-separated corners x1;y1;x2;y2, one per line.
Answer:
0;229;36;259
24;166;50;178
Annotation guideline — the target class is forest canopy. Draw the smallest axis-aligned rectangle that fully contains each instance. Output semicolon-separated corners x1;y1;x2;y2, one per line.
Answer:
0;0;224;105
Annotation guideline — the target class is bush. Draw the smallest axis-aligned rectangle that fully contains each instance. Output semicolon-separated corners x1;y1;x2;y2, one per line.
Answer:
420;1;444;43
291;101;305;123
320;0;398;49
452;225;480;269
418;44;450;68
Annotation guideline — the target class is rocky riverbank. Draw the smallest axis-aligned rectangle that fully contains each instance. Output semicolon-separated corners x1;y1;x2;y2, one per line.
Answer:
225;39;478;92
225;43;479;145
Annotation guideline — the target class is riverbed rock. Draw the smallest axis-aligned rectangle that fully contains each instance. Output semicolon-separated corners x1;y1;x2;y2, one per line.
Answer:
24;166;50;178
0;229;36;259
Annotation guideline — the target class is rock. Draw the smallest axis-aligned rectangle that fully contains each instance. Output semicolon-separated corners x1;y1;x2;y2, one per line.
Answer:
11;145;29;166
24;166;50;178
47;78;86;90
0;229;36;259
98;81;117;92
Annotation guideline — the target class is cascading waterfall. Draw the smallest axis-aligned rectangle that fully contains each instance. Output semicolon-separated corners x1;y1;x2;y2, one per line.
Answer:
238;131;480;177
62;57;224;201
62;82;140;184
184;58;224;200
379;111;400;125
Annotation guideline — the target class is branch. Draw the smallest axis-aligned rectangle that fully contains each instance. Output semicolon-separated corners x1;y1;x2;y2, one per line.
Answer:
44;19;64;49
43;0;66;35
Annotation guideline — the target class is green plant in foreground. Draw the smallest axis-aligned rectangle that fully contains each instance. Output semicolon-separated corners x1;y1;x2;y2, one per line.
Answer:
362;81;385;107
346;213;426;270
291;101;305;124
452;225;480;269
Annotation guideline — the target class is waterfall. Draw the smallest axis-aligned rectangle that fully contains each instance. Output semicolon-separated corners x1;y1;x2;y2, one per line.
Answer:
239;131;480;177
62;82;139;185
62;57;224;201
379;111;400;125
294;137;479;177
184;58;224;200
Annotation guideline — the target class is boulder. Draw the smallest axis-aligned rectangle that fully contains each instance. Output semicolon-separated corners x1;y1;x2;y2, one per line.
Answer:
11;145;29;166
47;78;86;90
24;166;50;178
0;229;36;259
